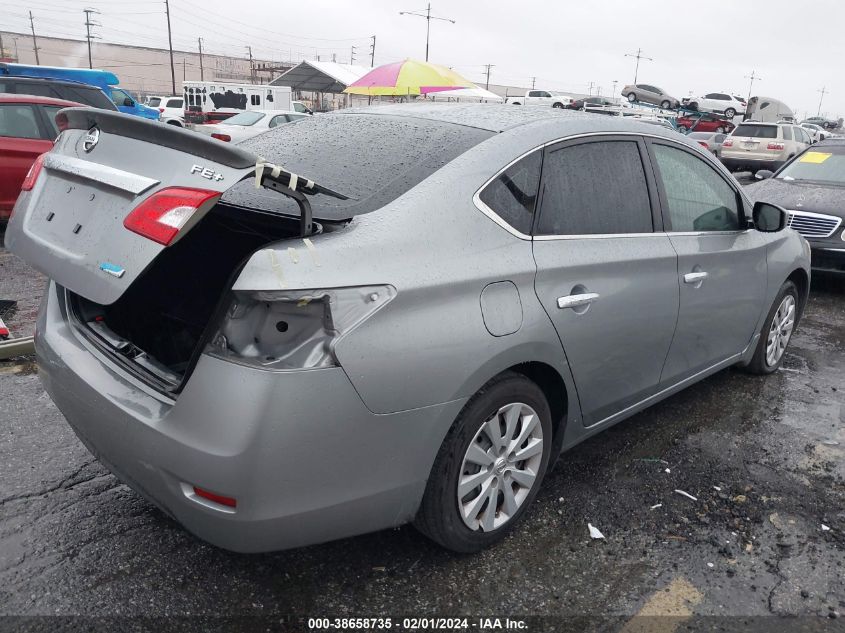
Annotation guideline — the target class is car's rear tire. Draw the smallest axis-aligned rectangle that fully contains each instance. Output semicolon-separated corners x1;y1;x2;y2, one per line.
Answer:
743;281;799;375
552;102;564;108
627;93;637;103
414;372;553;553
724;107;737;118
660;100;671;109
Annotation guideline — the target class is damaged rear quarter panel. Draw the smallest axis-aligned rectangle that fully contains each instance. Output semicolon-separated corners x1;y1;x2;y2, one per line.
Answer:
230;126;579;415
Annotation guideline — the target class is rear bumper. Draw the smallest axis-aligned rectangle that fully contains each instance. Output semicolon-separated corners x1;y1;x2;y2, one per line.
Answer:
37;283;464;552
720;156;782;172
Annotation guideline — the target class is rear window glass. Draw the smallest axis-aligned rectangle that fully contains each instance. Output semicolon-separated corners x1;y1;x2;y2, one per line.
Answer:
165;98;183;108
223;114;493;220
65;85;117;110
221;111;265;126
733;125;777;139
0;104;42;139
147;97;162;107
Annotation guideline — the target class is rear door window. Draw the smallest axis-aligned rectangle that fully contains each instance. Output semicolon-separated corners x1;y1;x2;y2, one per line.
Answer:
651;144;741;232
478;150;541;235
537;140;653;236
0;104;43;139
782;126;793;141
166;98;183;108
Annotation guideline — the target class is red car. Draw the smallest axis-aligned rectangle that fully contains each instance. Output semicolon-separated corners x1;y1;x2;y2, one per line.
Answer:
676;115;735;134
0;94;79;221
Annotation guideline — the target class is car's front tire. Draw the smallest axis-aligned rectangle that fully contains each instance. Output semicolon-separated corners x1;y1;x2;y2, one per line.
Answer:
744;280;799;375
414;372;553;553
660;99;671;109
627;93;637;103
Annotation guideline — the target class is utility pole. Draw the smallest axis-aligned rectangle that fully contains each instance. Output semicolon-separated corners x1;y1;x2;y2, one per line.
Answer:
817;86;829;116
350;44;357;64
483;64;494;90
588;81;595;96
197;37;204;81
164;0;176;95
530;76;536;90
369;35;376;66
183;57;186;81
246;46;255;84
744;70;761;106
399;3;455;62
29;11;40;65
612;79;618;99
0;33;5;60
83;8;100;69
624;47;652;84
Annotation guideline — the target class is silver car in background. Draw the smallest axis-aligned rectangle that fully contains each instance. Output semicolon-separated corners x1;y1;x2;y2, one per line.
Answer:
621;83;680;109
6;105;810;553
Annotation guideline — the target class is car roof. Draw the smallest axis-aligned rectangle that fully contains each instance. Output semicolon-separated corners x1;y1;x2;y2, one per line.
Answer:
0;93;81;107
0;75;101;90
335;103;693;137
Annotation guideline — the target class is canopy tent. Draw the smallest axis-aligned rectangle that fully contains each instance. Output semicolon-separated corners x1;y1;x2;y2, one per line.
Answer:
269;60;371;93
428;87;503;103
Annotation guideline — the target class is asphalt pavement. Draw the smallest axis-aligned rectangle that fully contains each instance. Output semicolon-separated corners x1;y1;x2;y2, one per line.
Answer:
1;225;843;632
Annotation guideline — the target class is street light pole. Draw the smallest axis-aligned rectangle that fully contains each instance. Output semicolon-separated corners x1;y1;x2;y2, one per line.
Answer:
399;3;455;62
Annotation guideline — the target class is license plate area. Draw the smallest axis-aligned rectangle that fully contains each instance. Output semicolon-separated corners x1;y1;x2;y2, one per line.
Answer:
28;174;134;258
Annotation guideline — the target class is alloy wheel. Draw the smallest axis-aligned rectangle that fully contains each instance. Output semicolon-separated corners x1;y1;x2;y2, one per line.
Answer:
457;402;544;532
766;294;796;367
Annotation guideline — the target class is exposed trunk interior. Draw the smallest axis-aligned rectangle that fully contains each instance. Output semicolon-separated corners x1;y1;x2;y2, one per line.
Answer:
68;203;303;394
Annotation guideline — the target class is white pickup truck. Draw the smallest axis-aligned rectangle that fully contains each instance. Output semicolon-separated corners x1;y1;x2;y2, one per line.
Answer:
505;90;573;108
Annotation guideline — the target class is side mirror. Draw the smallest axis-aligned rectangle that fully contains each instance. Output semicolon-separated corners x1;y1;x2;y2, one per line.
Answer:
752;201;788;232
123;97;134;107
755;170;774;180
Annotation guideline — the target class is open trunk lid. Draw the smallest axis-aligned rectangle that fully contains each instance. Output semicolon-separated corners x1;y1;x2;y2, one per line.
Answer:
5;107;259;305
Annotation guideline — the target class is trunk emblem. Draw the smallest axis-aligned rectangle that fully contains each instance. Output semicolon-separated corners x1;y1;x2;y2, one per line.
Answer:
83;127;100;152
99;262;125;278
190;164;224;181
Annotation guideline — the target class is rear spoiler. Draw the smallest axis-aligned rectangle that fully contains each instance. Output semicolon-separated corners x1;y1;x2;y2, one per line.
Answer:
59;107;348;238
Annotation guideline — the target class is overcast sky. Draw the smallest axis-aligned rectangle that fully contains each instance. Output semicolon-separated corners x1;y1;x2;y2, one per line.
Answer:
4;0;842;118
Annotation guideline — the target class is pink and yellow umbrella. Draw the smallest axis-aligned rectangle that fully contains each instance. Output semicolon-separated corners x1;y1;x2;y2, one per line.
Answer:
344;59;476;97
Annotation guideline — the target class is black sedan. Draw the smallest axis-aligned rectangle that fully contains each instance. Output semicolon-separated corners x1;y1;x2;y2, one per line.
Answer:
745;139;845;275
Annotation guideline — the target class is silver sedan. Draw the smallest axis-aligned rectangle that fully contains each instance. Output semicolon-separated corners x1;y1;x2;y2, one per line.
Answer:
7;104;810;553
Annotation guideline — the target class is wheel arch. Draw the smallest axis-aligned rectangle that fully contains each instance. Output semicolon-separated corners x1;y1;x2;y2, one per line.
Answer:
786;267;809;325
498;361;570;466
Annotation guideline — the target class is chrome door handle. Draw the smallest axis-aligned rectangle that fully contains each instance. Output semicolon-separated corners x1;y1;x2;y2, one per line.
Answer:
557;293;600;309
683;271;709;284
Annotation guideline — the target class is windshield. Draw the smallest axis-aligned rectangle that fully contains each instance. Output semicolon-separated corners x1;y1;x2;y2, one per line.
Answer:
222;113;493;220
733;124;777;139
221;111;265;126
777;148;845;185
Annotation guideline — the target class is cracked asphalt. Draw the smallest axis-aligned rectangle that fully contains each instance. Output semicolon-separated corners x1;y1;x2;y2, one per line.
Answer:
1;225;844;631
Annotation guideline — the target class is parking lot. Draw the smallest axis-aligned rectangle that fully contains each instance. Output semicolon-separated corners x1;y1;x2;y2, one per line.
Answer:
1;216;843;628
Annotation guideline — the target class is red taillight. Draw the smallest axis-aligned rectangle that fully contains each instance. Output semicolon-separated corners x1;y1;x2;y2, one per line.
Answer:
722;139;733;147
767;142;785;151
21;153;46;191
211;133;231;142
193;486;237;508
159;107;165;113
123;187;219;246
697;141;709;149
